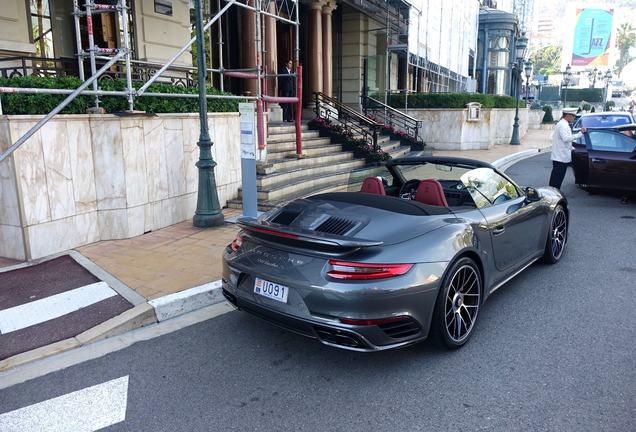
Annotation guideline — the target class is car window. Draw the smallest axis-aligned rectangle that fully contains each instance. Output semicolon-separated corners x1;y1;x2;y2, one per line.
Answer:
459;168;519;209
394;163;472;182
580;115;632;128
588;131;636;153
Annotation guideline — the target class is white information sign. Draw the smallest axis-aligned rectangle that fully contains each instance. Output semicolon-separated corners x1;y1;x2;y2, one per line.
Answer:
239;102;256;160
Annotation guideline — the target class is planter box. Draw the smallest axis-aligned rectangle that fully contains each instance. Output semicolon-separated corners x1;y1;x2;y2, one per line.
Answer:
0;113;241;260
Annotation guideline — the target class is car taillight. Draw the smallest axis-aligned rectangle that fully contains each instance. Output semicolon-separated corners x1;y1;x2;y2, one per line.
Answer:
230;233;244;252
327;260;413;280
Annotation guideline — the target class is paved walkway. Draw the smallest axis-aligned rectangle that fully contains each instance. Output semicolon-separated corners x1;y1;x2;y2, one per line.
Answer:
432;128;553;162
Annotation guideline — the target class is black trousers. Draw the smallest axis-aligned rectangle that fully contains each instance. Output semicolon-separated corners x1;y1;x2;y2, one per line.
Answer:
281;90;293;121
549;161;569;189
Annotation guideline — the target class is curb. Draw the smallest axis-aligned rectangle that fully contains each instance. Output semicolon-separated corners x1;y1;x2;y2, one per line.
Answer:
149;280;224;322
492;147;550;172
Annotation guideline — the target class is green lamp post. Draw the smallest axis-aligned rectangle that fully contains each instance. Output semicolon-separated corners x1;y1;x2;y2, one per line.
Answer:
193;0;224;228
510;32;528;146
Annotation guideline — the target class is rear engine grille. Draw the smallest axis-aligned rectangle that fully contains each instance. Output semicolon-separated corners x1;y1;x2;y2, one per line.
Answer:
378;318;421;339
270;210;301;226
315;217;356;236
314;326;368;348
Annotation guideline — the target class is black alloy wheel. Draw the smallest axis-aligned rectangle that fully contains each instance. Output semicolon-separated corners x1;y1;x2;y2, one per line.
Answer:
542;205;568;264
430;257;482;349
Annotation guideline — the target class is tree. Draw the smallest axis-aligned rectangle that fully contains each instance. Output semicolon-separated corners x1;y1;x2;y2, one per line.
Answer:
529;45;562;76
615;23;636;77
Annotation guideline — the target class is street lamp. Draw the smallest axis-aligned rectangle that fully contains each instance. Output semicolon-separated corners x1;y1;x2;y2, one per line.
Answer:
524;59;533;102
587;66;599;88
603;69;613;105
510;32;528;145
192;0;224;228
562;64;572;108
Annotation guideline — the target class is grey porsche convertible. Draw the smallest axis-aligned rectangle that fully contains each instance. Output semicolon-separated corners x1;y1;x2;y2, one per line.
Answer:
222;156;568;351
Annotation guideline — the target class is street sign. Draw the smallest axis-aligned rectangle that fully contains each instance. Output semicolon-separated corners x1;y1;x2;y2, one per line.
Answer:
239;103;256;160
239;103;258;218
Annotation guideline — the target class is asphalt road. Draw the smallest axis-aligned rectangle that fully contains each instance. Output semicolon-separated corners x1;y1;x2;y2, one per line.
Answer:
1;153;635;432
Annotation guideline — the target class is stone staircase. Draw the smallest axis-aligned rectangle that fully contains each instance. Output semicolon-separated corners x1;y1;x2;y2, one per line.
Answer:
227;122;411;211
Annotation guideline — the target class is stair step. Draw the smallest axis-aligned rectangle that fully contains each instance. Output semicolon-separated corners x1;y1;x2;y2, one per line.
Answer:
227;165;388;211
267;152;356;172
379;140;402;153
268;143;343;159
239;165;389;203
267;130;319;142
387;145;412;159
257;158;367;189
266;137;332;152
268;124;309;134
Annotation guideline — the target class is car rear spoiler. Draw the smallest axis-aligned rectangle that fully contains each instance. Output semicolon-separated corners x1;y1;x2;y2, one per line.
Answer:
237;218;383;249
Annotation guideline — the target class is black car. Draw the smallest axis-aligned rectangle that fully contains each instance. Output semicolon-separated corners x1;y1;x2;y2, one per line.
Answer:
572;124;636;192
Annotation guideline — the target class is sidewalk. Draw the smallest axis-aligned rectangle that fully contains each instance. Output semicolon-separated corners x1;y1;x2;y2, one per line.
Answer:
0;128;552;370
431;128;552;163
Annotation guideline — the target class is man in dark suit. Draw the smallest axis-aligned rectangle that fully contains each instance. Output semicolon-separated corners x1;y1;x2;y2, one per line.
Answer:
278;60;294;122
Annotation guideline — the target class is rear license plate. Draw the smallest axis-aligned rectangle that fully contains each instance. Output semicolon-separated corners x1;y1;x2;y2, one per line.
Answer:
254;278;289;303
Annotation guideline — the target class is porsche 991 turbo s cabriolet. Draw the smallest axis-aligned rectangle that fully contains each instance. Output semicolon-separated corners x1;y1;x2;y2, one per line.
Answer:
222;157;569;351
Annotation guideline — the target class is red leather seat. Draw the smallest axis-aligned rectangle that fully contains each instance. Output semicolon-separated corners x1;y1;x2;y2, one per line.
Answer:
414;179;448;207
360;177;386;195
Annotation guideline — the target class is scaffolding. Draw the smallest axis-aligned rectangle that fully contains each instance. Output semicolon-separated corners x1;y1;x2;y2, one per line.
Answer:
0;0;302;164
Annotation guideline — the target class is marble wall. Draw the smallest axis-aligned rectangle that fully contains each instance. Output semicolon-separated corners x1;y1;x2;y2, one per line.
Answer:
0;113;240;260
406;108;529;150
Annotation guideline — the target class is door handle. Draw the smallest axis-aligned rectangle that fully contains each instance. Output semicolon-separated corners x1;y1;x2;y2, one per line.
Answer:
493;226;506;236
591;158;607;163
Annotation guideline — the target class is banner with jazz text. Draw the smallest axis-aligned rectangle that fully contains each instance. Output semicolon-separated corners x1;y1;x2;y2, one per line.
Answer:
571;8;613;66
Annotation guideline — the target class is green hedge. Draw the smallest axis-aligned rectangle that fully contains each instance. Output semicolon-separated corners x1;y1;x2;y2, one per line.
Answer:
381;92;525;109
0;76;239;115
561;88;604;103
542;105;554;123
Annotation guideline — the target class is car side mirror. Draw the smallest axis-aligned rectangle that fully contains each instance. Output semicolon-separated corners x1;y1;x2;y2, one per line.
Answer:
524;187;540;203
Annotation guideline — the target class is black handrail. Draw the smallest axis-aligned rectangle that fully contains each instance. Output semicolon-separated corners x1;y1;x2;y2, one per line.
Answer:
314;92;380;152
362;95;422;143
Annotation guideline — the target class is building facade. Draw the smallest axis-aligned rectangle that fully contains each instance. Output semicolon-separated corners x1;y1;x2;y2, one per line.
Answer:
1;0;483;111
408;0;480;94
0;0;193;77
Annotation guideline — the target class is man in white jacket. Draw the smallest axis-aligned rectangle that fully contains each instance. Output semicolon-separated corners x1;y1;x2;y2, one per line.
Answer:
549;109;588;189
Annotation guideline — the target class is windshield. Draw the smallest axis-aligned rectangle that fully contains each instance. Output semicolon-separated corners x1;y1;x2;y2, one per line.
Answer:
394;163;473;182
580;115;631;128
392;163;520;209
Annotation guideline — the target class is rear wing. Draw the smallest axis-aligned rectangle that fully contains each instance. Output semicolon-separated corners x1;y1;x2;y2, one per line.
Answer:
237;218;383;250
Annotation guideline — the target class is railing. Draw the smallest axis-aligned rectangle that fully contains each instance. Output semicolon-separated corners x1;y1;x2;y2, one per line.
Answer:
314;92;380;152
362;95;421;142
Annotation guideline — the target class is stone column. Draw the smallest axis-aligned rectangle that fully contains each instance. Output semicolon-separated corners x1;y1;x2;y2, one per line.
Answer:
241;1;257;96
265;1;278;97
307;1;324;101
321;3;336;97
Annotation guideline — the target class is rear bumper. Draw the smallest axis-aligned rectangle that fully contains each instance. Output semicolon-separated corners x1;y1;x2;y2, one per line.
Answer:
222;286;427;352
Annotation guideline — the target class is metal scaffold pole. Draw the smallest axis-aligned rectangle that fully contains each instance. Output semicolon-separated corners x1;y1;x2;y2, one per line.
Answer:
84;0;100;108
255;0;265;151
217;0;224;92
73;0;85;81
119;0;134;111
